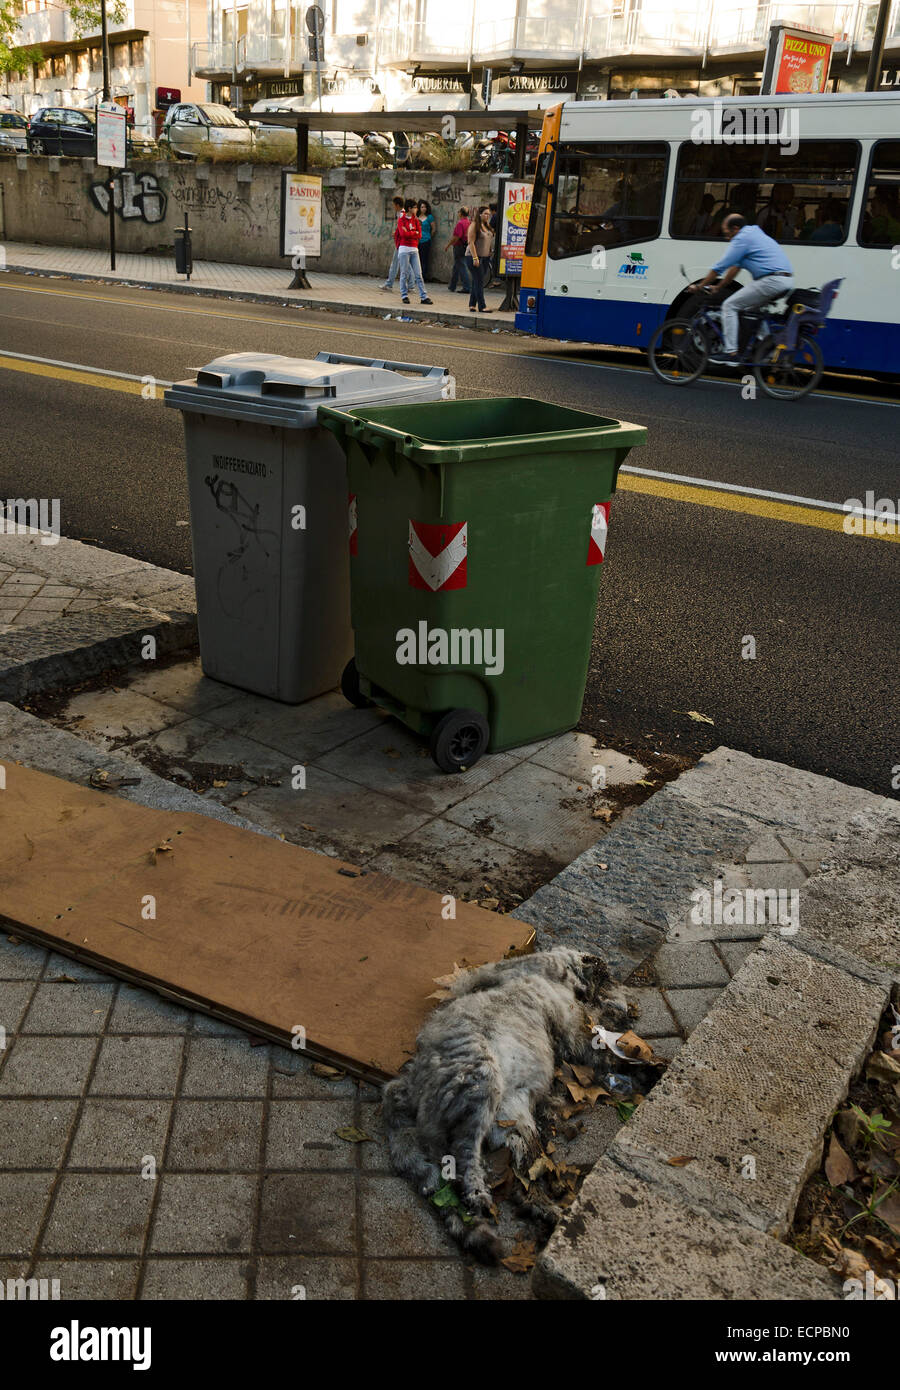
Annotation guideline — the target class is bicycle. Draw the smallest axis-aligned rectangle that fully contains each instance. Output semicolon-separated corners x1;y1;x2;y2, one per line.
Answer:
648;275;842;401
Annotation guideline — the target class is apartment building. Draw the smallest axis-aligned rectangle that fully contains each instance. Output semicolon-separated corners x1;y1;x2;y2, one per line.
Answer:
2;0;208;134
192;0;900;110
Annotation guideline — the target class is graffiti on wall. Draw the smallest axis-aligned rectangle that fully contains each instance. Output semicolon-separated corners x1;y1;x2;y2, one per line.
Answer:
90;171;167;223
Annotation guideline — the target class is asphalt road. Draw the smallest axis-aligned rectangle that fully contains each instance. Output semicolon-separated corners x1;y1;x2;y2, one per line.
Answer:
0;273;896;797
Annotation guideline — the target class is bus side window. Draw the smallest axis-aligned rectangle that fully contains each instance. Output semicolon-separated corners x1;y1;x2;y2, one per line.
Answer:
671;140;858;244
857;140;900;247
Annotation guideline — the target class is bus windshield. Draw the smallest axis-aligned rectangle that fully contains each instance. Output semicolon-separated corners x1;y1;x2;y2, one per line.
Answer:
548;142;668;259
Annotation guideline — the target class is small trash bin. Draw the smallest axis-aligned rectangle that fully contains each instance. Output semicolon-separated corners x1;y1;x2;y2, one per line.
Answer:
165;351;453;703
319;397;647;771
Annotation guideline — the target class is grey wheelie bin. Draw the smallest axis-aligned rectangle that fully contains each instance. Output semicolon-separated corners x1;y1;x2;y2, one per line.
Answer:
164;351;453;703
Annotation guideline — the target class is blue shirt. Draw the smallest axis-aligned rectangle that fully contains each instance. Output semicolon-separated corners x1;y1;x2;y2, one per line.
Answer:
712;225;792;280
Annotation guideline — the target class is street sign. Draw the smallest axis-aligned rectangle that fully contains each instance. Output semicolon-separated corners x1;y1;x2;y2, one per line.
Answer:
281;171;322;259
761;24;833;95
96;100;127;168
498;179;533;278
305;5;325;33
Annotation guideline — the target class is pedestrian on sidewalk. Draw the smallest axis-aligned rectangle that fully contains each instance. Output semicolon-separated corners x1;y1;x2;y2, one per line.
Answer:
380;195;405;291
397;199;433;306
466;206;494;313
446;205;472;293
417;199;436;280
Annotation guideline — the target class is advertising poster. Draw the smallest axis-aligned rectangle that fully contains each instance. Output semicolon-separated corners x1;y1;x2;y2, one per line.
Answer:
772;29;832;93
96;101;127;169
280;172;322;259
499;180;533;278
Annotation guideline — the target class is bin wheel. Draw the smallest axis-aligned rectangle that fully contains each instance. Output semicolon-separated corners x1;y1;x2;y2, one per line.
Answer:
430;709;490;774
340;658;373;709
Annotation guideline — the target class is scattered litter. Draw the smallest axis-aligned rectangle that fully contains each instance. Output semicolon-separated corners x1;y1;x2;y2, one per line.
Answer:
676;710;715;725
89;769;141;791
500;1238;537;1274
334;1126;373;1144
592;806;614;822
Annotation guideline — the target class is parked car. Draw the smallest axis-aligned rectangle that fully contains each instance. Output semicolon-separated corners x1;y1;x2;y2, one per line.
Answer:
0;111;27;152
158;102;253;159
26;106;157;158
27;107;96;155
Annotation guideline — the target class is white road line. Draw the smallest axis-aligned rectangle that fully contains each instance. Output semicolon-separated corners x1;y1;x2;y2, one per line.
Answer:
619;464;899;522
1;346;897;523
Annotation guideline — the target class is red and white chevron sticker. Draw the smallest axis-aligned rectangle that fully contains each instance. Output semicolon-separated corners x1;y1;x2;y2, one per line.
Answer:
408;520;467;591
348;493;358;557
587;502;610;565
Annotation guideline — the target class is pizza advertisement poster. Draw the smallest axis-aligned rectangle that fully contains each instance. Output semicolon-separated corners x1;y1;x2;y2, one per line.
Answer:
773;30;833;94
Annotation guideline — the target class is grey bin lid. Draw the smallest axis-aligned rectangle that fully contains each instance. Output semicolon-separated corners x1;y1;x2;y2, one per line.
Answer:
164;350;450;428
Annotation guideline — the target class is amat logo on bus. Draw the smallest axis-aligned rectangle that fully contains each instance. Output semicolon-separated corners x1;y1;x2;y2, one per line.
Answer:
617;253;648;278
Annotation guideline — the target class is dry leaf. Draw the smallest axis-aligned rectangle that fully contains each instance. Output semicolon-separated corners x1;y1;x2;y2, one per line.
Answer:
431;962;468;993
667;1155;696;1167
829;1248;871;1280
565;1080;609;1106
877;1190;900;1236
500;1239;536;1274
527;1153;556;1182
824;1133;857;1187
311;1063;344;1078
212;779;228;788
677;710;715;724
866;1052;900;1083
592;807;614;822
335;1126;372;1144
569;1063;595;1086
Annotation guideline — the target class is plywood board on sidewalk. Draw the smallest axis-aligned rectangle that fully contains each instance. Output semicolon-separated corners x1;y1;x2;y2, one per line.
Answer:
0;762;533;1079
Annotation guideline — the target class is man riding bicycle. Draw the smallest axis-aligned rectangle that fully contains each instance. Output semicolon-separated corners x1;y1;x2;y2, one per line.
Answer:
688;214;794;364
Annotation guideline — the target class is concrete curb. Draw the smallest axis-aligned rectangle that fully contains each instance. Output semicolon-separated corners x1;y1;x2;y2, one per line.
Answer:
0;531;197;701
532;808;900;1300
5;264;520;335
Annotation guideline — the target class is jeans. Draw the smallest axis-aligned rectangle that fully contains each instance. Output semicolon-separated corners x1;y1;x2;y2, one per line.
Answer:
721;273;794;354
382;247;399;289
398;247;426;300
448;246;471;293
466;255;486;309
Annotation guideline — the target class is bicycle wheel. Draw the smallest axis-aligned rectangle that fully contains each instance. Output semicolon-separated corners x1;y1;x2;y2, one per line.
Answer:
648;317;710;385
753;334;824;400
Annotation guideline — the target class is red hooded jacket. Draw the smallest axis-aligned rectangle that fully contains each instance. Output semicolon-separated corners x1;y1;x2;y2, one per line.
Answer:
396;212;422;248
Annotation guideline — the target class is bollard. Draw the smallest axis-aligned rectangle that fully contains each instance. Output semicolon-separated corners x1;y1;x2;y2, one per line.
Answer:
174;213;193;280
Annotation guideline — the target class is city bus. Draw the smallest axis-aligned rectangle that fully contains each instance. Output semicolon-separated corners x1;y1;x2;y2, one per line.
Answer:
517;92;900;376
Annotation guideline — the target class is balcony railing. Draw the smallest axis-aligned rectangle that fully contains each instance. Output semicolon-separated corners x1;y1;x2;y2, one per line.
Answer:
853;0;900;43
474;13;583;59
13;7;66;46
585;8;707;55
191;41;235;74
712;3;858;47
378;21;471;64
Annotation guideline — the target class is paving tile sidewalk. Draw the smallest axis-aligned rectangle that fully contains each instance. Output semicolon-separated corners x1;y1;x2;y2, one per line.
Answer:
1;240;516;329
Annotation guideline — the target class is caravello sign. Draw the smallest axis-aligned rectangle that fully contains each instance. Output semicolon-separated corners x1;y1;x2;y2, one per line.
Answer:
493;70;577;96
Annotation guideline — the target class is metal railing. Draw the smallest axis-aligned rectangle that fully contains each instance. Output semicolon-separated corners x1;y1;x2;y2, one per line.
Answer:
711;3;857;47
474;13;583;57
585;8;707;53
377;20;471;63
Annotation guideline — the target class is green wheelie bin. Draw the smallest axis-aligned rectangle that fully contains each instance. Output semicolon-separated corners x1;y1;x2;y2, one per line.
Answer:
319;397;647;773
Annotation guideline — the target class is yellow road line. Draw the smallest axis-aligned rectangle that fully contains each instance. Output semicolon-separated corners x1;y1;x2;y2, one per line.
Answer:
2;279;894;405
0;352;146;396
1;347;897;544
617;472;900;542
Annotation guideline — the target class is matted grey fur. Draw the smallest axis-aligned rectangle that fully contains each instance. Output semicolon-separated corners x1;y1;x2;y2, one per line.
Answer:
382;947;627;1263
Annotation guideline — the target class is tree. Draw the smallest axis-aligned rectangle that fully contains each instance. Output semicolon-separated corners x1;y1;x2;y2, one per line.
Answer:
1;1;129;79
